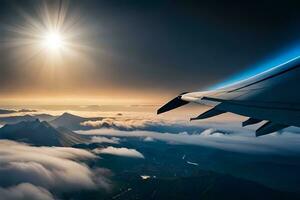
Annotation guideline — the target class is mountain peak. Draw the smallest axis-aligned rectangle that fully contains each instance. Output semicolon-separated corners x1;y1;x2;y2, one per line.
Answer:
0;109;16;114
61;112;74;116
59;112;84;119
49;112;103;130
50;112;88;130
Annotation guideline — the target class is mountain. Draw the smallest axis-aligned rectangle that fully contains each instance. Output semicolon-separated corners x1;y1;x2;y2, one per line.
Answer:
18;109;37;112
0;112;104;130
0;114;57;125
33;114;57;121
0;119;88;146
0;114;36;125
50;112;103;130
0;109;17;114
56;126;89;147
0;108;38;114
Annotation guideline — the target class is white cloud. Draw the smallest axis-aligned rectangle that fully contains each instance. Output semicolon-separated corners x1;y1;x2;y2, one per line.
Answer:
78;114;249;135
79;116;216;135
91;136;120;144
0;183;54;200
144;136;154;142
93;147;144;159
81;120;104;128
80;118;164;130
77;127;300;155
0;140;112;198
200;128;225;136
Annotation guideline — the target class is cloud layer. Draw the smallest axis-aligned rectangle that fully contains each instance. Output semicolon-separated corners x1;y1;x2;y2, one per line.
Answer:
78;126;300;155
91;136;120;144
0;140;112;199
81;118;166;131
79;117;234;135
75;113;300;156
0;183;54;200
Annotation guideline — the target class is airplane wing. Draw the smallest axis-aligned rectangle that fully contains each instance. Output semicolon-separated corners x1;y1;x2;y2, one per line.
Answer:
157;57;300;136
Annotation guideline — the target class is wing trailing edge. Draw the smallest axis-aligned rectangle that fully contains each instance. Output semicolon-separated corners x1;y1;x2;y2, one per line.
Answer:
190;108;226;121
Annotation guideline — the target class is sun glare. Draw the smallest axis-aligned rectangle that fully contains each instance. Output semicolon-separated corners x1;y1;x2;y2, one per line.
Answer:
42;31;64;51
4;0;90;70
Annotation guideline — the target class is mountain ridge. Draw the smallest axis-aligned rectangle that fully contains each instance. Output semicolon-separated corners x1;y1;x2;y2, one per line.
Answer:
0;119;88;146
50;112;103;130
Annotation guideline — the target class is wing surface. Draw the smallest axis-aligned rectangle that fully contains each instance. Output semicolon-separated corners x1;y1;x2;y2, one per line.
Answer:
157;57;300;136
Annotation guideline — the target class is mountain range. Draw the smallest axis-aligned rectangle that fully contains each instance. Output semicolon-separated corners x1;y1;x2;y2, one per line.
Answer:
0;114;56;125
0;119;88;146
0;109;16;114
0;112;102;130
0;108;37;114
0;112;101;147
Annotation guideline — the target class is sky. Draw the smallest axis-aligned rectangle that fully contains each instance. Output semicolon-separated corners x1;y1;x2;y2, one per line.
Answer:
1;0;300;105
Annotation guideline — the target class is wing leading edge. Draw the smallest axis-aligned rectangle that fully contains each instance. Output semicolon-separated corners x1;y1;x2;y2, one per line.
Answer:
157;57;300;136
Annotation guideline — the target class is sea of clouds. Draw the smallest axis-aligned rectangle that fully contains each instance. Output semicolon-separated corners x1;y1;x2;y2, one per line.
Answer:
0;140;112;200
78;114;300;156
1;111;300;199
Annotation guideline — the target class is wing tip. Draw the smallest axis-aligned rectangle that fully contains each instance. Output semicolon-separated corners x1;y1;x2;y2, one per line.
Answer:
157;109;163;115
157;93;189;115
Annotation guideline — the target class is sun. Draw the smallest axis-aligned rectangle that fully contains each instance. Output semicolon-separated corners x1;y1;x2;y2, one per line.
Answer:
4;0;90;68
42;31;64;51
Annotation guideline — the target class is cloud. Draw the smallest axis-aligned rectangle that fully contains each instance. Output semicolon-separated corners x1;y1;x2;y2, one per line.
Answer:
80;118;162;130
0;140;112;198
81;120;105;128
144;136;154;142
79;117;218;134
91;136;120;144
77;127;300;155
0;183;54;200
93;147;144;159
76;113;300;155
200;128;226;136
